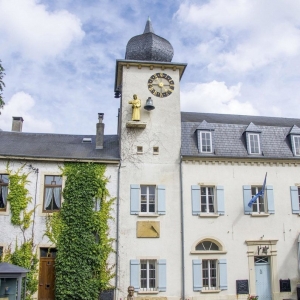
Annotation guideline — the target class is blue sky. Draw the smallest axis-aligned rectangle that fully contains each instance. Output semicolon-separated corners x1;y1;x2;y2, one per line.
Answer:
1;0;300;134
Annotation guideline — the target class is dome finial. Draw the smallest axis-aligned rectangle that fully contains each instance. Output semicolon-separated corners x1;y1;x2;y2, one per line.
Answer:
144;17;154;34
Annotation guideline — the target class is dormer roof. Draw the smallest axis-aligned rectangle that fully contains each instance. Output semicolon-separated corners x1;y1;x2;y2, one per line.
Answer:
288;125;300;135
244;122;261;133
196;120;215;131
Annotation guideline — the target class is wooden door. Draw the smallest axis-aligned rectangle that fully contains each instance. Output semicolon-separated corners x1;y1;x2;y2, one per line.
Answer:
38;257;55;300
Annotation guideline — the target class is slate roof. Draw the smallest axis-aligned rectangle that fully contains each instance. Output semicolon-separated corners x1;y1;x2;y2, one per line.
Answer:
0;131;119;161
125;18;174;62
181;112;300;159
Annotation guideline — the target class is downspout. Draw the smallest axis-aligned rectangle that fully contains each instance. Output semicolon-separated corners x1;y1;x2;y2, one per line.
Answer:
180;155;185;300
30;165;39;242
298;234;300;276
115;162;121;300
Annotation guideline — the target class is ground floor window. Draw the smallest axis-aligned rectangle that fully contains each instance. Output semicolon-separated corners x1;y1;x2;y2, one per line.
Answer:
140;259;156;291
202;259;217;290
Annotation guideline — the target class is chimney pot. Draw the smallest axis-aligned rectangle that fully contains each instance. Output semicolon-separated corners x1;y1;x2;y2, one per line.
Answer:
98;113;104;123
96;113;105;149
12;117;24;132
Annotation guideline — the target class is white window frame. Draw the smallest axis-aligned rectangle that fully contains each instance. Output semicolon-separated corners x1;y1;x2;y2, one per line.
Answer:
248;133;261;154
200;186;215;213
200;131;213;153
140;259;157;291
0;174;8;212
202;259;218;290
140;185;156;214
293;135;300;156
251;186;265;213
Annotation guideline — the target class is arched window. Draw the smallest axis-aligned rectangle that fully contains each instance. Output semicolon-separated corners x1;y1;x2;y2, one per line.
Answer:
196;240;219;251
191;238;227;292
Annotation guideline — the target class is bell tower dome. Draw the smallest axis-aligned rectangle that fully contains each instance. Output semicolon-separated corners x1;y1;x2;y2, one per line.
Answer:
125;18;174;62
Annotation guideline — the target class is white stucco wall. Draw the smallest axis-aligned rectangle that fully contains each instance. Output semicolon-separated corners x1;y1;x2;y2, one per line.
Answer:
116;64;183;300
182;160;300;300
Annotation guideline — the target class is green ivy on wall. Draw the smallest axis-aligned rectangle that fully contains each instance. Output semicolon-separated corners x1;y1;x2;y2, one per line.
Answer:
4;241;38;300
45;162;114;300
7;164;33;228
5;164;38;300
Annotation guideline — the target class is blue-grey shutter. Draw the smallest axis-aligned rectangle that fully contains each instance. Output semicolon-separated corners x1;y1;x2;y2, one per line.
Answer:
243;185;252;214
157;259;166;291
157;185;166;215
219;259;228;290
266;185;275;214
192;259;202;291
130;185;140;215
290;186;300;214
216;185;225;215
130;260;140;291
192;185;201;215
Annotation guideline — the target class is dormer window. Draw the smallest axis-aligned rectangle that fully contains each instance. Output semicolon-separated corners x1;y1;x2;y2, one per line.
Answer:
288;125;300;157
200;131;212;153
244;122;262;155
196;120;214;154
292;136;300;156
248;133;260;154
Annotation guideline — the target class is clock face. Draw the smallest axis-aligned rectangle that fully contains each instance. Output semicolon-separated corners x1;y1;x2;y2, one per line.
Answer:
147;72;175;98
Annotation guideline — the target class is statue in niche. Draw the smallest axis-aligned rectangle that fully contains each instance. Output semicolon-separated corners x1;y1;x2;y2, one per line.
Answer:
128;94;141;121
127;286;135;300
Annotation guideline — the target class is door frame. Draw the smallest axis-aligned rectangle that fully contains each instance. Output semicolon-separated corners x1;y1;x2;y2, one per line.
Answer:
246;240;278;297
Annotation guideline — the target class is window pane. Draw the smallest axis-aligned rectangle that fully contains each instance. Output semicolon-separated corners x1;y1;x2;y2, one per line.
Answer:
251;186;264;213
0;175;8;184
200;187;214;213
148;186;155;194
294;136;300;155
140;260;156;291
249;134;260;154
201;132;212;153
140;185;156;213
141;186;147;194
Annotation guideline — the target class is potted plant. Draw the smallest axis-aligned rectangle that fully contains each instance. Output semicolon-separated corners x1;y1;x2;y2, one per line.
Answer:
248;296;259;300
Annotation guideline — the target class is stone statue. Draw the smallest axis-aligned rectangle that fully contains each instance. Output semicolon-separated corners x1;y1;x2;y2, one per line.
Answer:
128;94;141;121
127;286;135;300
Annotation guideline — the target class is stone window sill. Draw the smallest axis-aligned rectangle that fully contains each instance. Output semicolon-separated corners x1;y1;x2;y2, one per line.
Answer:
251;213;269;217
138;213;160;217
201;289;221;293
199;213;220;218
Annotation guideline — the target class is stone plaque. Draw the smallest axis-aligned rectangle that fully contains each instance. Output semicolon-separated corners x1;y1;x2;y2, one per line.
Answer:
137;221;160;238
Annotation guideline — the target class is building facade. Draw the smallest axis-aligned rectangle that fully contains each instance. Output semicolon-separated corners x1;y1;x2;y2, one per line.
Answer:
0;116;119;300
1;19;300;300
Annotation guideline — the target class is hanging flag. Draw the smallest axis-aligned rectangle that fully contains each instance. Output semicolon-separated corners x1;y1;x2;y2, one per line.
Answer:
248;173;267;208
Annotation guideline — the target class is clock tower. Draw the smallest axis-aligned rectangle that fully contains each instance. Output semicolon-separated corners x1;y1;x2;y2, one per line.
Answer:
115;18;187;300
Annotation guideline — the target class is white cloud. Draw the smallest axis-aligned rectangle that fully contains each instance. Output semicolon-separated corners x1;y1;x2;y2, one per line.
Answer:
175;0;300;72
0;0;84;60
0;92;54;133
181;81;258;115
